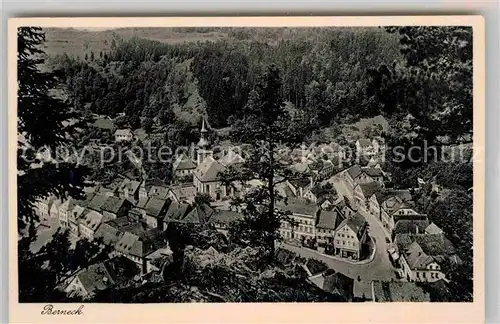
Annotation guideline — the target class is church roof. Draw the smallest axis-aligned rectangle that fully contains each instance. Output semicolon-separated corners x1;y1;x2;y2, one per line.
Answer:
193;156;226;182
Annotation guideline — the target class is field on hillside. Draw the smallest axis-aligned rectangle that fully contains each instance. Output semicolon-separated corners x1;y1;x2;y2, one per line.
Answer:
42;27;229;59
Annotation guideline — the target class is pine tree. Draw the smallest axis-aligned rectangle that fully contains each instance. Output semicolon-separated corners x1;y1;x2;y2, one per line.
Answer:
17;27;88;233
221;65;303;260
17;27;109;302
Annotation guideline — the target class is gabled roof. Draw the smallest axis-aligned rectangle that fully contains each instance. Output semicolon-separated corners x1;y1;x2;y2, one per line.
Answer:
163;201;192;222
193;156;226;182
356;139;372;147
372;281;430;302
425;222;443;235
393;220;430;236
405;241;435;269
395;233;456;268
338;213;367;238
322;271;354;299
172;153;196;171
346;165;363;180
361;167;384;178
73;262;116;296
114;128;133;136
167;185;197;203
276;199;318;217
288;178;311;190
181;204;214;225
87;193;109;212
356;182;383;199
209;209;244;225
101;196;128;214
316;208;345;230
117;179;141;195
80;210;104;231
148;185;169;199
219;151;245;167
94;223;124;245
115;232;140;256
144;197;170;218
59;197;75;212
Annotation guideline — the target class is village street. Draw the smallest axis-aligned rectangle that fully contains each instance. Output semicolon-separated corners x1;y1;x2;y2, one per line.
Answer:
279;173;397;282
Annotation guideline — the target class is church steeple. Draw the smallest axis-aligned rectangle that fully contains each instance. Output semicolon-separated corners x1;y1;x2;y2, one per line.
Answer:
196;117;212;165
197;117;209;149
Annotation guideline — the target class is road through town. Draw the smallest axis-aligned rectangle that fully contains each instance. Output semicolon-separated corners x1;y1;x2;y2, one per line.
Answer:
280;174;396;282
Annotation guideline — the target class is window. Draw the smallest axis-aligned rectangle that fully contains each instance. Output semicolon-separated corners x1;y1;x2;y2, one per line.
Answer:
205;184;210;193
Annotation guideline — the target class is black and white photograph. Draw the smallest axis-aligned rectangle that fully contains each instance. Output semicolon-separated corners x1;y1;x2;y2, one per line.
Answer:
13;19;480;308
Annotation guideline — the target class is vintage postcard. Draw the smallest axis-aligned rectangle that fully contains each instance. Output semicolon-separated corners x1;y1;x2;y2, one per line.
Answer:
9;16;485;323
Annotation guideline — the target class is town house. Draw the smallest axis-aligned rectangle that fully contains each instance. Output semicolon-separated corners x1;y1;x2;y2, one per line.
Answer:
355;139;376;159
394;232;459;282
142;197;170;230
361;166;385;187
114;225;169;275
79;210;105;241
277;200;319;241
59;197;76;229
68;205;86;237
172;153;197;179
342;165;374;189
353;182;383;209
114;128;133;142
116;178;142;203
101;196;132;220
162;201;192;229
333;213;368;260
315;207;346;253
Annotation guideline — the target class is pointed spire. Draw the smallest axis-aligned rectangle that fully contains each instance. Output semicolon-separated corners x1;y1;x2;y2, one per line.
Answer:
201;117;207;133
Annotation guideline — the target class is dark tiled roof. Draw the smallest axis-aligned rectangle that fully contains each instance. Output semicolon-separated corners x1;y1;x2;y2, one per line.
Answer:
173;153;196;171
346;165;363;179
362;167;384;177
144;197;170;218
181;204;214;225
276;199;318;217
342;213;367;238
163;202;192;222
357;139;372;147
87;194;109;212
94;223;124;246
289;178;311;189
117;179;141;195
148;186;169;199
372;281;430;302
395;233;456;269
316;209;345;230
74;262;116;295
357;182;383;198
209;210;244;225
115;228;167;258
193;156;226;182
322;271;354;300
101;196;128;214
393;220;430;236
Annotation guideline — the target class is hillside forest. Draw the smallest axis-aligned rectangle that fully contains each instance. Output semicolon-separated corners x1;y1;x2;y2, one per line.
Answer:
39;26;473;301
